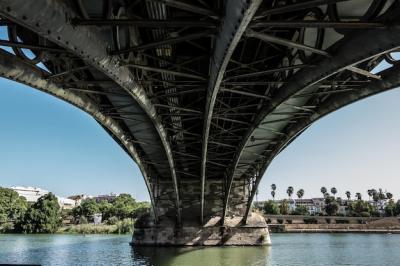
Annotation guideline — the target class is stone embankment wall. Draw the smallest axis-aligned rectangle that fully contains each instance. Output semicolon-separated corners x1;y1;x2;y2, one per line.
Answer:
267;217;400;233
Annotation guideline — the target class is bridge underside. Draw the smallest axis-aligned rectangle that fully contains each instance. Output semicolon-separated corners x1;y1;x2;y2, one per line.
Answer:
1;0;400;245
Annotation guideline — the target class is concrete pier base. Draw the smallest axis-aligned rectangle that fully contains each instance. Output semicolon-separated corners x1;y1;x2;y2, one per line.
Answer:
132;213;270;246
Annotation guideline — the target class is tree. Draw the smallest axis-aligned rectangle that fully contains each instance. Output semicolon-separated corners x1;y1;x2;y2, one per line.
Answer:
263;200;280;215
279;199;289;215
386;192;393;200
98;200;113;220
73;198;99;218
395;200;400;216
371;189;378;203
331;187;337;197
18;193;61;233
324;196;339;216
113;194;138;219
320;187;327;197
345;191;351;200
271;184;276;200
0;187;28;223
378;189;386;201
293;205;308;215
296;189;304;199
367;189;373;200
286;186;294;199
355;193;362;200
350;200;372;216
385;200;396;217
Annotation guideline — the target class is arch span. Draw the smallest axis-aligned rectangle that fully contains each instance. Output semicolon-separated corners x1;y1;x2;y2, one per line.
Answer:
242;61;400;222
0;48;159;221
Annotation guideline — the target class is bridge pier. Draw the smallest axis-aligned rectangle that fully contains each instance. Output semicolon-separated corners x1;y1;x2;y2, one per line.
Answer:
132;213;270;246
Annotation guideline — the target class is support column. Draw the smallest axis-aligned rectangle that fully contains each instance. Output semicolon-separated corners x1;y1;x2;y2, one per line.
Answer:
131;212;270;246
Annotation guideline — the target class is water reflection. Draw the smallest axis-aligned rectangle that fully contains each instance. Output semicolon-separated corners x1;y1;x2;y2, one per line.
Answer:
2;234;400;265
132;245;271;266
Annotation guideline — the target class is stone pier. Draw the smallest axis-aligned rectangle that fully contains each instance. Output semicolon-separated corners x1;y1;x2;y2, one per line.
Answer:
131;213;270;246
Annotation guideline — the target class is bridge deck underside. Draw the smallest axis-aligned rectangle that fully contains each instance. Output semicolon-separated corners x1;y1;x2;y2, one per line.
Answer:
1;0;400;225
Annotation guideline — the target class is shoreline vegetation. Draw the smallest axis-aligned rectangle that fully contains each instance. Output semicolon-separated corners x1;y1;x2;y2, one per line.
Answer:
0;187;149;235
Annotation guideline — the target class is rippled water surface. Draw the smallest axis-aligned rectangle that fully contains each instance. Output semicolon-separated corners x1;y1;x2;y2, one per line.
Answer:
1;233;400;265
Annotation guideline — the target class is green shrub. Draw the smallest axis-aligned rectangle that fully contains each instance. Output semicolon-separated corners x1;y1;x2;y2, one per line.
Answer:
0;222;14;233
266;218;272;224
286;219;292;224
360;212;371;217
325;218;331;224
277;219;284;224
107;216;119;225
335;219;349;224
116;218;133;234
79;216;88;224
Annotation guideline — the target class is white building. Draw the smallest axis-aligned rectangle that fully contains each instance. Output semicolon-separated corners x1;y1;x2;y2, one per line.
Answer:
57;197;76;210
11;186;77;209
11;186;48;203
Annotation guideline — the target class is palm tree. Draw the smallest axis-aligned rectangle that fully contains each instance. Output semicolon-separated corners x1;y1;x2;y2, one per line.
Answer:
378;189;386;201
355;193;362;200
271;184;277;200
367;189;373;200
345;191;351;200
320;187;327;197
331;187;337;197
386;192;393;200
287;186;294;199
297;189;304;199
271;190;276;200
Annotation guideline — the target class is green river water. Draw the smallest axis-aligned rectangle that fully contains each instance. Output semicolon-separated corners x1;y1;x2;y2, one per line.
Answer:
0;233;399;265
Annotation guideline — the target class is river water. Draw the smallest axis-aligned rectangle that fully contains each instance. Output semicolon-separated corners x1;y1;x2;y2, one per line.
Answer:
0;233;399;265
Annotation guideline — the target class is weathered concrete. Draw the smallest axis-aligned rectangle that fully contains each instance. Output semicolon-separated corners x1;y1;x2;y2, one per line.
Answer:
132;213;270;246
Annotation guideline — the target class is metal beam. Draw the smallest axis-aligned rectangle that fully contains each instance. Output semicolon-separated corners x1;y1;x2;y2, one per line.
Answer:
246;29;330;57
47;65;90;79
255;0;350;19
200;0;262;225
125;63;206;80
220;87;270;99
110;31;213;55
71;19;217;28
251;20;386;29
0;0;183;225
147;0;219;19
224;64;309;80
0;40;64;52
0;49;159;222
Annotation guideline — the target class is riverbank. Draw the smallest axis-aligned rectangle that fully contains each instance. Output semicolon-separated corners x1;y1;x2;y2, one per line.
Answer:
267;217;400;233
57;223;132;234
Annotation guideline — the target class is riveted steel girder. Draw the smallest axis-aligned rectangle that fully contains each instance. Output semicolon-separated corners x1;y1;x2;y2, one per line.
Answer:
200;0;262;224
224;25;400;224
0;0;182;224
0;49;159;221
242;64;400;222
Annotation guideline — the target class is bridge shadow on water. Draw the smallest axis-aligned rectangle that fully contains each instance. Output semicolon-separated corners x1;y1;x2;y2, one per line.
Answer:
131;245;271;266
